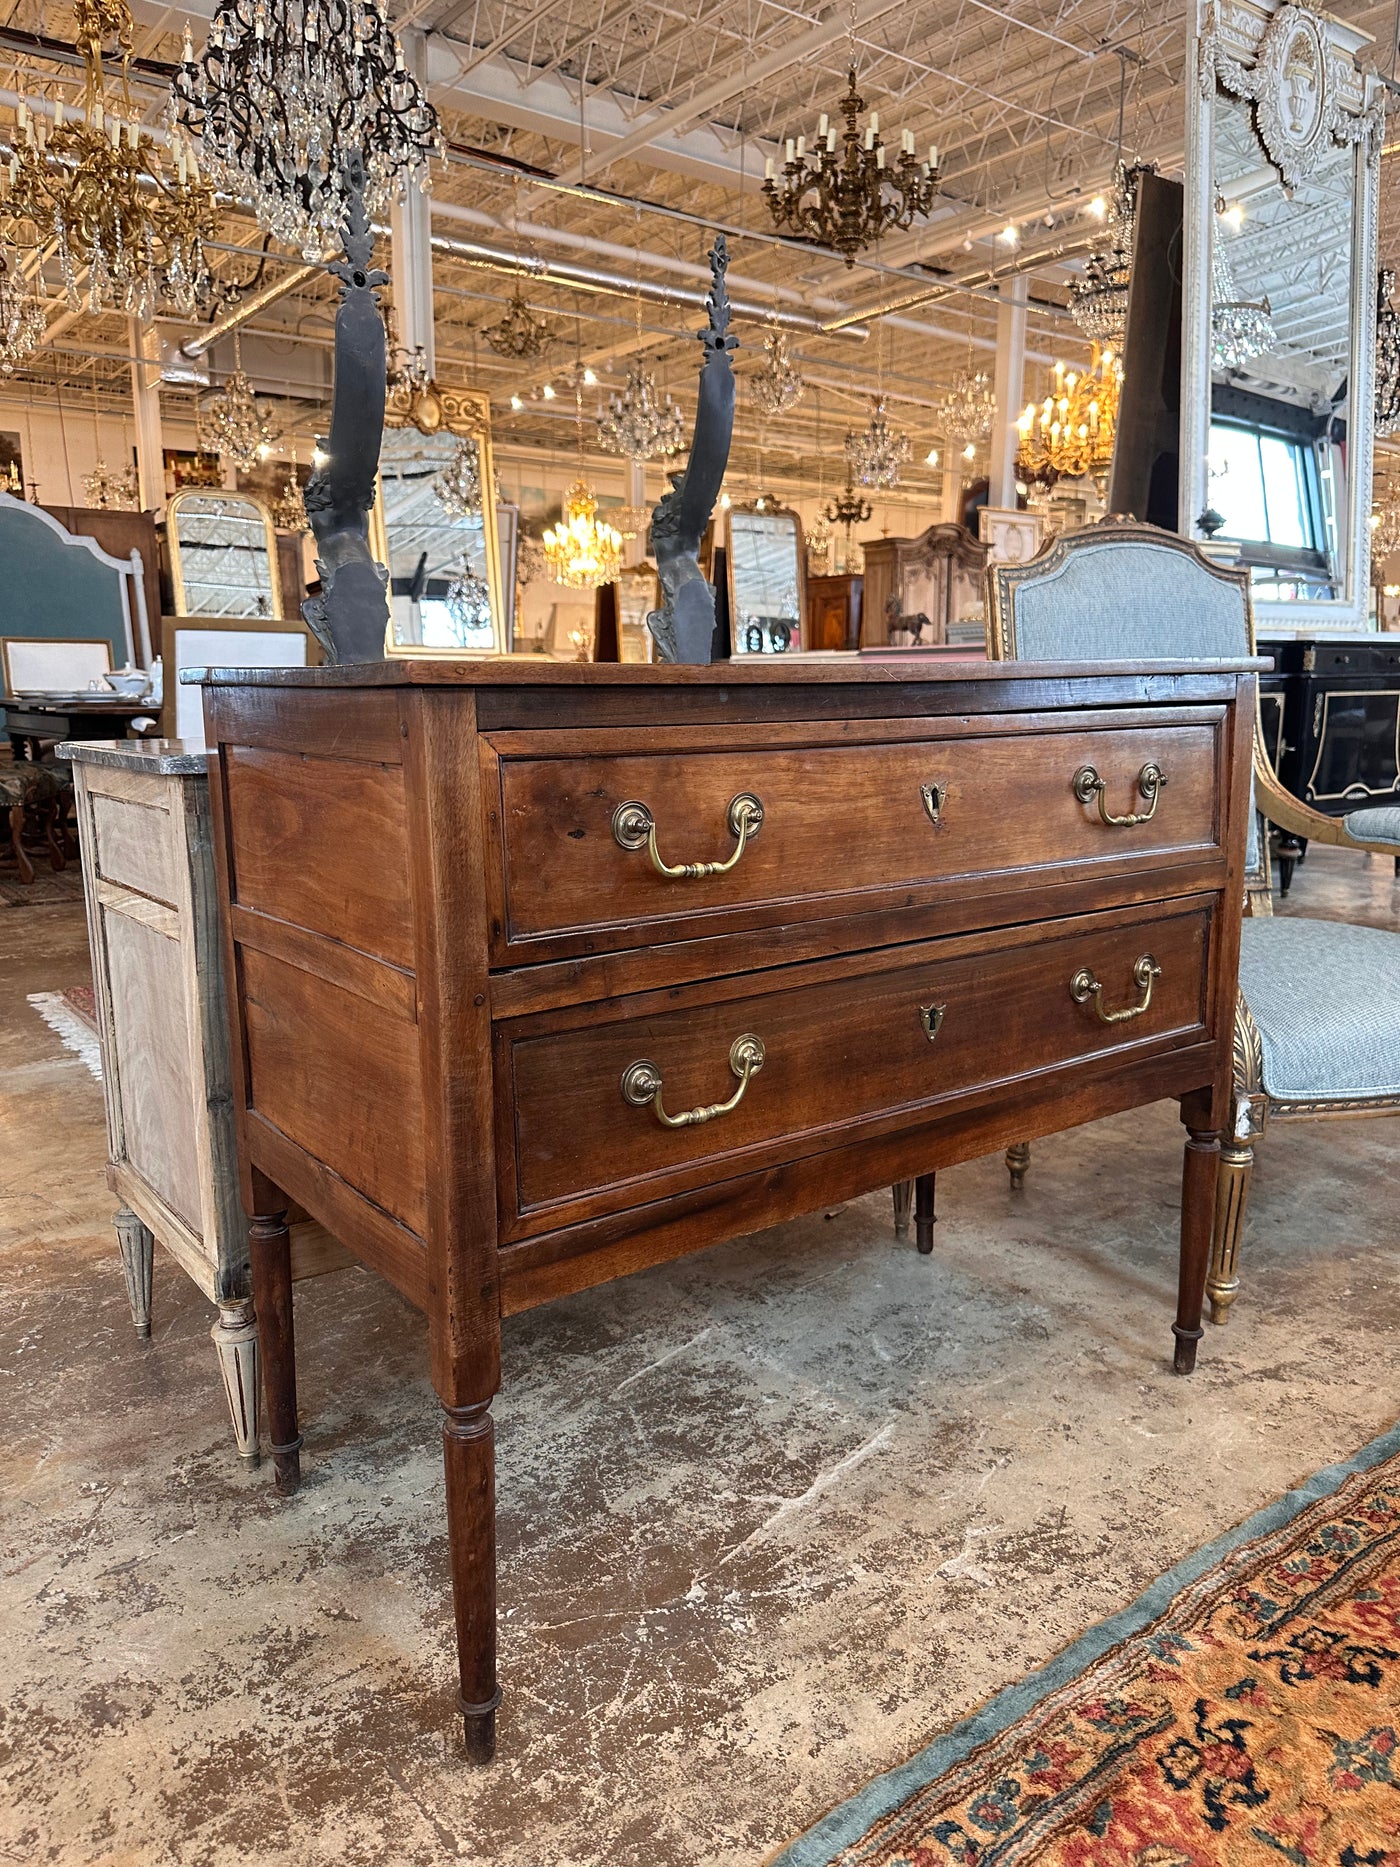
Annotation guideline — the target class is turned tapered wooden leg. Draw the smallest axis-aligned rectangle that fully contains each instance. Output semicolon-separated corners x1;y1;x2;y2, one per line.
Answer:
8;803;33;884
212;1297;261;1466
1174;1120;1221;1375
249;1204;301;1493
891;1180;913;1239
113;1205;154;1337
914;1172;937;1255
443;1401;500;1764
1005;1140;1032;1191
1208;1138;1255;1326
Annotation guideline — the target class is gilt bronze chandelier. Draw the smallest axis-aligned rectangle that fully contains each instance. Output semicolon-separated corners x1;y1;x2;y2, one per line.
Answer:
543;479;623;589
763;68;939;266
484;285;551;362
2;0;217;317
172;0;440;258
1015;348;1122;489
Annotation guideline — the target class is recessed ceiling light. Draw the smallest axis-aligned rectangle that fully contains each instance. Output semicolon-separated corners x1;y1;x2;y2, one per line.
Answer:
962;441;976;461
541;382;556;399
719;491;731;508
583;368;597;385
925;447;940;466
510;394;523;410
1221;202;1244;231
999;222;1018;246
1088;195;1107;219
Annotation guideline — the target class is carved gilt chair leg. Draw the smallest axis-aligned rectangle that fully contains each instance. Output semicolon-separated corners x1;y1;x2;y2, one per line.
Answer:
212;1298;261;1466
249;1199;301;1494
891;1180;913;1239
914;1172;937;1255
1005;1140;1031;1190
1207;1139;1255;1325
113;1205;154;1337
443;1400;501;1764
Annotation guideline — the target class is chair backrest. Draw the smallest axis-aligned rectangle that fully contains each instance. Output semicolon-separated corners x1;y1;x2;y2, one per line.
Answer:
987;519;1263;886
2;635;113;694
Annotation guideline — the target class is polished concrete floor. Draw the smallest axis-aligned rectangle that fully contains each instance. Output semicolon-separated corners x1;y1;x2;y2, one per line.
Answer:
2;849;1398;1867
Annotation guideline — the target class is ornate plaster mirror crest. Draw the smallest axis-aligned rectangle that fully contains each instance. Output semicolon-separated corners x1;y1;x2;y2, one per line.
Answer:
1201;3;1383;188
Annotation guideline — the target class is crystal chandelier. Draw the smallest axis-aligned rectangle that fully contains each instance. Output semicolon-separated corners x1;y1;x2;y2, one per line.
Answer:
764;68;939;267
807;509;833;573
543;480;623;588
515;533;547;588
1212;245;1276;372
597;361;685;462
750;329;804;419
433;436;483;518
845;396;911;490
83;457;139;509
1376;270;1400;437
1;0;217;318
197;333;270;471
172;0;441;260
445;557;492;634
1070;162;1138;345
272;461;308;531
484;285;551;362
1015;347;1122;489
936;364;995;442
0;251;44;376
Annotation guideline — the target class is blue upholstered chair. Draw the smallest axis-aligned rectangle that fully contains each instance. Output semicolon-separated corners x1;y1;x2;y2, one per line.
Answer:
986;519;1400;1326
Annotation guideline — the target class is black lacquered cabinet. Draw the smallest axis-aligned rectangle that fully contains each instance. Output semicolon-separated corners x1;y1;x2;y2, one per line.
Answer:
1257;636;1400;816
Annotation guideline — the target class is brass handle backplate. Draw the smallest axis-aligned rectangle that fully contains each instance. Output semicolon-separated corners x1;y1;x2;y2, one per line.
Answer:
920;782;947;825
621;1033;766;1128
1070;953;1162;1024
1072;762;1168;827
612;792;763;879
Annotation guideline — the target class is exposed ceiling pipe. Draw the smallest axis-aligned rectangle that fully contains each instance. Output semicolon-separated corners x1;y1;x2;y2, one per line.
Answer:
180;263;323;357
818;231;1100;335
429;231;869;340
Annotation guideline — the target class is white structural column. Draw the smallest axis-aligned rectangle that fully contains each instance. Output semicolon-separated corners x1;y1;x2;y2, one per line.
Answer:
390;29;436;375
624;458;646;567
129;318;165;515
989;274;1028;511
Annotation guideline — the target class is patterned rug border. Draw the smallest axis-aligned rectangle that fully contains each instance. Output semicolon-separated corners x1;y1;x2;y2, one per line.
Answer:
769;1412;1400;1867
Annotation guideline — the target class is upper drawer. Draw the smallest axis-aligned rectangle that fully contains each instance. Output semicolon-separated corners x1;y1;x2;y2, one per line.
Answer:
497;898;1214;1235
485;713;1224;961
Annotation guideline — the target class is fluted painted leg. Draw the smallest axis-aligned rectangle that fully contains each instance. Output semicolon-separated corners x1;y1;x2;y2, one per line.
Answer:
1174;1119;1221;1375
1207;1139;1254;1325
212;1298;261;1466
249;1202;300;1494
443;1400;500;1764
914;1172;937;1255
1005;1141;1031;1190
892;1180;913;1239
113;1205;154;1337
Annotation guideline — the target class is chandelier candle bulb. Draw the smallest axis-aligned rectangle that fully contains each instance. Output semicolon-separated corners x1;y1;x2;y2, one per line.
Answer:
819;113;829;136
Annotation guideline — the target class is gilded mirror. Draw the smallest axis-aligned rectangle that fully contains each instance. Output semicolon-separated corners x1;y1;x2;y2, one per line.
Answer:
1183;0;1384;631
167;489;283;619
376;392;507;657
725;503;806;655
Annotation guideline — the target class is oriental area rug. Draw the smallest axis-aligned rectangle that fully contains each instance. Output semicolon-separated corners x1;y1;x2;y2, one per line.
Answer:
773;1422;1400;1867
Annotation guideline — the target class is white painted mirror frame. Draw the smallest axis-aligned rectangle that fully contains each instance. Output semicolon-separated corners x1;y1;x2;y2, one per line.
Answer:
1182;0;1386;632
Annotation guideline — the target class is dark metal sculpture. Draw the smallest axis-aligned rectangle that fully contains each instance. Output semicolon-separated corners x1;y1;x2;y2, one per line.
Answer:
301;155;392;664
646;235;737;664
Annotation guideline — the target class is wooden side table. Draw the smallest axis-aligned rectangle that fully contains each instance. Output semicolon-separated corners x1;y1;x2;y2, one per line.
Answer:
200;657;1258;1758
62;740;347;1462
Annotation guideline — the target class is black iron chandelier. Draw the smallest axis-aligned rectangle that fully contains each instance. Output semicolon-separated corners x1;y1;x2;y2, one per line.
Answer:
171;0;441;259
763;68;939;267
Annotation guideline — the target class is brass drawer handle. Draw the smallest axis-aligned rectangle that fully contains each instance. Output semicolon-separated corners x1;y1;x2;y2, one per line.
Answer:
920;782;947;825
1070;953;1162;1024
1072;761;1168;827
612;792;763;879
621;1034;766;1129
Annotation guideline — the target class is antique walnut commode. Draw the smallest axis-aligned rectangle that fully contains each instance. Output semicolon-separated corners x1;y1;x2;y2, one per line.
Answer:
200;656;1258;1760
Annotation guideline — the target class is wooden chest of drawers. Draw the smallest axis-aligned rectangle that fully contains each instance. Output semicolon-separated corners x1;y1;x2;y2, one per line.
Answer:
200;656;1258;1762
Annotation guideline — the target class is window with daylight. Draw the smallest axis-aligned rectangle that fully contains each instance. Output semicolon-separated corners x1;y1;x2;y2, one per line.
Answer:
1208;418;1333;600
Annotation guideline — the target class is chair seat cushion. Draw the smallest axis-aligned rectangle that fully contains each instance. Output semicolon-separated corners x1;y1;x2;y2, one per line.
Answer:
1238;917;1400;1103
1343;804;1400;848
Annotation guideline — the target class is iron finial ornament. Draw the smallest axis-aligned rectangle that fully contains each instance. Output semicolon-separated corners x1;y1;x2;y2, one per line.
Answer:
646;235;738;664
300;155;392;663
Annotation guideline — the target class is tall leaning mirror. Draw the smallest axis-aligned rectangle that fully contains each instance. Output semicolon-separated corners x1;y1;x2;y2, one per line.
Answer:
376;388;507;657
1183;0;1384;633
167;489;283;618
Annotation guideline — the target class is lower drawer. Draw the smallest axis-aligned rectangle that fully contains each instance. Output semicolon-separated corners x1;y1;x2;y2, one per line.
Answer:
497;898;1214;1229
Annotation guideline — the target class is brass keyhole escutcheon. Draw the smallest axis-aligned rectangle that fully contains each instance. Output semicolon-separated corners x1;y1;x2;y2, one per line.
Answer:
919;1003;946;1042
920;782;947;825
